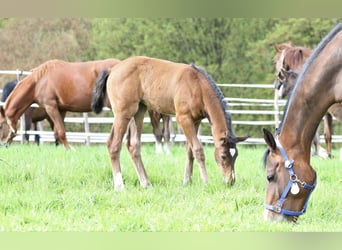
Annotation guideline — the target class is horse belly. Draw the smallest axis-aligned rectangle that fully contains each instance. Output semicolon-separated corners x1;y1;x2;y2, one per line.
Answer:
143;95;175;115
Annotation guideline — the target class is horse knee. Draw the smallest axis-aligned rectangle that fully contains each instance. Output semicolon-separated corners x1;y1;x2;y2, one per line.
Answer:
54;129;66;142
107;141;121;157
127;141;141;158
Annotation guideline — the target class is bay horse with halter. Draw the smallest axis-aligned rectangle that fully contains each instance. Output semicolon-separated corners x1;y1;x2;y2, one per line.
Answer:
263;22;342;222
0;59;120;149
92;56;248;191
1;79;53;145
274;42;342;158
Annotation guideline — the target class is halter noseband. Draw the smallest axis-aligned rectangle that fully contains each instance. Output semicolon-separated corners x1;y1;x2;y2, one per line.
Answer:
264;139;317;218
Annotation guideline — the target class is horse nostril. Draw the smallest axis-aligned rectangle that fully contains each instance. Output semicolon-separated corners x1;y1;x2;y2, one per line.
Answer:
267;175;275;182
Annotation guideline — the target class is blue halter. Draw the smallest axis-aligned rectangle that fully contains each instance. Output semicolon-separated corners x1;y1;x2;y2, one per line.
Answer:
264;139;317;217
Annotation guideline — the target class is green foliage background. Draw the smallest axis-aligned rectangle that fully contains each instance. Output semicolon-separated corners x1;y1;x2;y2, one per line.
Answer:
1;18;339;86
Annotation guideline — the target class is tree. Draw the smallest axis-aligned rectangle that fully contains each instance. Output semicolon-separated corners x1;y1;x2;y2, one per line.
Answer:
0;18;92;86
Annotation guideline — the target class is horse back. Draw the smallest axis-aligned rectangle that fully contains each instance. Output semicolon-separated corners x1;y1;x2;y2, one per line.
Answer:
107;56;205;115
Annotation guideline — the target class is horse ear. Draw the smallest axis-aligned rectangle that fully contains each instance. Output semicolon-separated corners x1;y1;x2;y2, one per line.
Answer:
235;136;249;143
263;128;277;151
274;44;281;52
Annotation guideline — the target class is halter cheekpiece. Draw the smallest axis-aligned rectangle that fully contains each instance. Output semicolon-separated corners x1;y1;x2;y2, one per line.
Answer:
264;138;317;217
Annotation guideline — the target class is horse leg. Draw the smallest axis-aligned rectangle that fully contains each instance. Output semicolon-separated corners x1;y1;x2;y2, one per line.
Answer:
183;141;194;185
44;105;70;150
324;113;333;158
24;108;33;143
311;128;320;156
33;121;40;145
126;104;151;188
107;115;133;191
162;114;171;155
149;110;163;154
177;115;207;185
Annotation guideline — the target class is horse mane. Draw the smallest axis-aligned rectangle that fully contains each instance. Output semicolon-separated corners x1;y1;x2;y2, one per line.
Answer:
190;64;236;142
31;59;67;82
277;22;342;135
1;80;18;102
283;46;312;70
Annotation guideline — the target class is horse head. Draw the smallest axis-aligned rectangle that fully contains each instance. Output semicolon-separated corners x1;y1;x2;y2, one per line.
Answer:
263;129;317;222
276;69;298;98
0;107;17;146
215;135;248;185
274;43;312;98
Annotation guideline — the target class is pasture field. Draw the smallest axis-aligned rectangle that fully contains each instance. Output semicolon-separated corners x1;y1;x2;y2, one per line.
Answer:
0;143;341;232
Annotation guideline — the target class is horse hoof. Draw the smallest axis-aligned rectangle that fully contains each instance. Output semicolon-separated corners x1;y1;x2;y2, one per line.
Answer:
114;184;125;192
141;182;153;189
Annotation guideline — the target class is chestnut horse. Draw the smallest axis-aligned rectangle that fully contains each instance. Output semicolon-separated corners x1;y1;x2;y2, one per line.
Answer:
274;42;342;158
0;59;120;149
92;56;248;191
1;79;53;144
263;23;342;222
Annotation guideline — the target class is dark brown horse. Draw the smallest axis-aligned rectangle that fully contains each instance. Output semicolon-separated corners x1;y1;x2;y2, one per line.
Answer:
1;79;53;144
92;56;248;191
263;23;342;222
274;42;342;158
0;59;120;149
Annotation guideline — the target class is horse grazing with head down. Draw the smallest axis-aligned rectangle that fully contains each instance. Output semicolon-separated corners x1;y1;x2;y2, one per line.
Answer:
0;59;120;149
273;42;342;158
92;56;248;191
1;79;53;145
263;22;342;222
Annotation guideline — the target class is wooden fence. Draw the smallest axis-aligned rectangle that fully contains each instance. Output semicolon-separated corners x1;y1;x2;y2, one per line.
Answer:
1;70;342;147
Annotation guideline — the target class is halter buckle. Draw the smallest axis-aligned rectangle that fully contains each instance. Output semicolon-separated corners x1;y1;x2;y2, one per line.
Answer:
285;159;294;168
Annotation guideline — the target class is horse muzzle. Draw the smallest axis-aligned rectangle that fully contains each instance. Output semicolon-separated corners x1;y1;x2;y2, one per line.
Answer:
223;170;235;186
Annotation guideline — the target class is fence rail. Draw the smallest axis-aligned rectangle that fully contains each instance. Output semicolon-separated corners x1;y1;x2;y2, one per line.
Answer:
1;69;342;147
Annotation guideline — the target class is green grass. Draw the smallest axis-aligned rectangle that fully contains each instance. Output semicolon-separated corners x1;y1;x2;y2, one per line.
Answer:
0;143;341;231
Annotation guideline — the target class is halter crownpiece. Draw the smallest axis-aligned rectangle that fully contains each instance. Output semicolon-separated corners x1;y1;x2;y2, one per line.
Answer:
264;138;316;218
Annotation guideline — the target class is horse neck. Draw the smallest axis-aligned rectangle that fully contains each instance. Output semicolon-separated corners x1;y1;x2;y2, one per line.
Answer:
279;72;336;162
5;77;35;122
201;85;231;146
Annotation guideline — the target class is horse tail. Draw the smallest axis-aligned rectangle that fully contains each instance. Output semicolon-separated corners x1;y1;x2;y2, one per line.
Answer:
91;69;110;114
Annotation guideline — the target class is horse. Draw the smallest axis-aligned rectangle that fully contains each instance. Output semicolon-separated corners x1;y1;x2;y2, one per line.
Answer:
1;79;54;145
273;42;342;158
148;110;172;154
92;56;248;191
0;59;120;149
263;22;342;222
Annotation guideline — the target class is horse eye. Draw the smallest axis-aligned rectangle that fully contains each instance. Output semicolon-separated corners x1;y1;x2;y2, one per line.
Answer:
267;175;275;182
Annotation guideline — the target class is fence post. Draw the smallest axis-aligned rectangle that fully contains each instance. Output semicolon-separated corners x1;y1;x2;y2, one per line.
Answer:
83;112;90;146
274;89;280;129
20;114;26;144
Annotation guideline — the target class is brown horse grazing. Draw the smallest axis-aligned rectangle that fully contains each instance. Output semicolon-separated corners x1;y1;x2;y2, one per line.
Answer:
263;23;342;222
0;59;120;149
148;110;172;154
273;42;342;158
1;79;54;145
92;56;248;191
